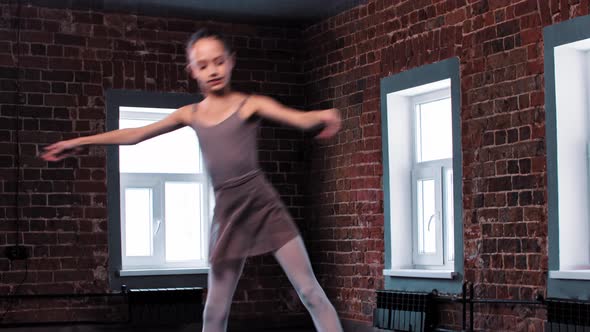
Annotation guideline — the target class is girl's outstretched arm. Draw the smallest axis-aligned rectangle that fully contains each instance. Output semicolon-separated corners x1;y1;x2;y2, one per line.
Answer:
250;95;341;139
41;105;193;161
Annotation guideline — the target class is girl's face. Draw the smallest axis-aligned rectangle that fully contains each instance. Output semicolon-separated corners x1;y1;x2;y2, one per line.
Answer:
187;37;235;94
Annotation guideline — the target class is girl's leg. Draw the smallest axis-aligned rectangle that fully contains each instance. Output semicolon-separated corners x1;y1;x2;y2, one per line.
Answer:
273;236;343;332
202;257;247;332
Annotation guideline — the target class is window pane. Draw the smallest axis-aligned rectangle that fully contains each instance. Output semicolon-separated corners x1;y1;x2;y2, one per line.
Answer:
445;169;455;262
417;179;436;254
416;98;452;162
124;188;153;256
165;182;202;261
119;118;201;174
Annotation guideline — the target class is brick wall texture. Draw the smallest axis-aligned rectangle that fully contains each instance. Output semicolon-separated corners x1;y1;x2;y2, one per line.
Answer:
302;0;588;331
0;1;308;325
1;0;590;330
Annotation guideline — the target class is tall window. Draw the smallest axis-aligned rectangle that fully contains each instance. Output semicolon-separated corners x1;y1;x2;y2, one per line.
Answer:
381;58;463;291
106;90;208;290
551;39;590;273
119;106;212;270
545;14;590;298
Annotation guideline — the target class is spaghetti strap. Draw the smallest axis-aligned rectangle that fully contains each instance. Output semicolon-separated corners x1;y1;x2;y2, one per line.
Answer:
236;95;250;112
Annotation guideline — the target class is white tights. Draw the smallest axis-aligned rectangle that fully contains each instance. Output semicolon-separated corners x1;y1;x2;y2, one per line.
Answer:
201;236;343;332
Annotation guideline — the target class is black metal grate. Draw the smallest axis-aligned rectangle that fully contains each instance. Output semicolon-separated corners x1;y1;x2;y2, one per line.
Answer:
546;298;590;331
374;290;434;332
128;287;203;325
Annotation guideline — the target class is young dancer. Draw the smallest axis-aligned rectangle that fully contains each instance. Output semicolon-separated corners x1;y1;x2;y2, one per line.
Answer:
42;29;343;332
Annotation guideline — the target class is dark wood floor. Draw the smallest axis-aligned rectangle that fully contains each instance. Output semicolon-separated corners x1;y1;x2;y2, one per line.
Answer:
2;324;316;332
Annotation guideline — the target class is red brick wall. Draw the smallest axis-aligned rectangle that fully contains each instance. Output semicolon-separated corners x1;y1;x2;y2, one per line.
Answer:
4;0;590;329
303;0;588;330
0;2;308;325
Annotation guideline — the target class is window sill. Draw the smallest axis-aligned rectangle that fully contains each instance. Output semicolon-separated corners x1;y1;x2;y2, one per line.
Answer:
119;267;210;277
383;269;456;279
549;270;590;280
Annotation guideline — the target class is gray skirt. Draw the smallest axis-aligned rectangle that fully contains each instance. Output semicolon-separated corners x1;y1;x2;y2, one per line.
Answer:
208;169;300;264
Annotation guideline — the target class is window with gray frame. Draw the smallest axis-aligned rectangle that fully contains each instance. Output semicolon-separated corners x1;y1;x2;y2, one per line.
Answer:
544;14;590;300
380;58;463;293
106;90;209;290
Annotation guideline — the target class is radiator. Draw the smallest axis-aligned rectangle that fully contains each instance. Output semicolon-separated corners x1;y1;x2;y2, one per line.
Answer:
547;298;590;332
373;290;434;332
127;287;203;325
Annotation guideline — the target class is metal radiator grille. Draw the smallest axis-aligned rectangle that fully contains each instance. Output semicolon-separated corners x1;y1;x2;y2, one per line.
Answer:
547;298;590;332
128;287;203;325
374;290;434;332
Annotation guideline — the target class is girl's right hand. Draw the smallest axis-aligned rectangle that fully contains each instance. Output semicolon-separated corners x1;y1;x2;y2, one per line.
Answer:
41;139;82;161
315;108;341;139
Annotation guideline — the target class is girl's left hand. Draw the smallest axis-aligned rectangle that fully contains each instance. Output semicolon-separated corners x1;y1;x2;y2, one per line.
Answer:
41;139;83;161
315;108;341;139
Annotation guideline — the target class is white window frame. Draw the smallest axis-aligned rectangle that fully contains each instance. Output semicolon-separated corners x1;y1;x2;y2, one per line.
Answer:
410;89;454;269
119;108;213;272
411;166;443;266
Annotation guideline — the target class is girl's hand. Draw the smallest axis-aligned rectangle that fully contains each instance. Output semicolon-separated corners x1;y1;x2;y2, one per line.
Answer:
41;139;82;161
315;108;341;139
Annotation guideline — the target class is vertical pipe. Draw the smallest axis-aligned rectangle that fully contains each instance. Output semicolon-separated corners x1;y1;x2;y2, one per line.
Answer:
388;292;393;330
469;283;474;332
462;282;467;331
401;293;406;330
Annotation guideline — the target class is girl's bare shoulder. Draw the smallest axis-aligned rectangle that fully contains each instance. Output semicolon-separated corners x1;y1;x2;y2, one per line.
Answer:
237;93;260;118
175;103;200;125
